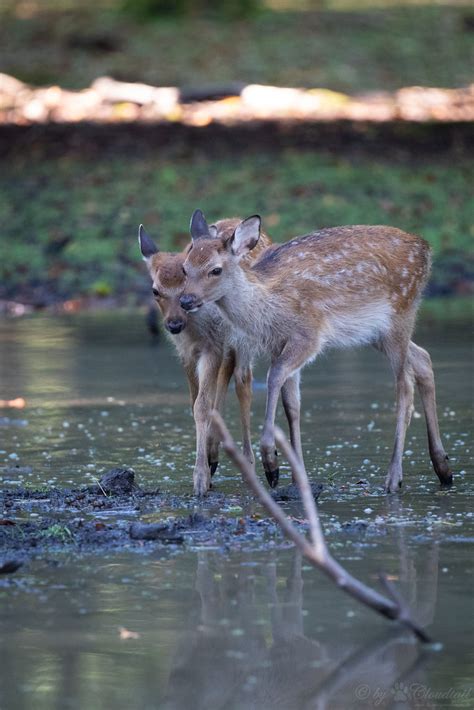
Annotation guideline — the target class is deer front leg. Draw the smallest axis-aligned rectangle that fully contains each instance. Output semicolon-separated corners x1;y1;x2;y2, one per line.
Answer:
206;352;235;476
261;363;287;488
261;340;317;488
193;353;220;496
281;371;305;482
234;364;254;467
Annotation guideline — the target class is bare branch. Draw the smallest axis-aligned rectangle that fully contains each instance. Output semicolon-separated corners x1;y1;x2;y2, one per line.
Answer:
275;426;325;557
212;411;316;559
379;574;431;643
211;410;431;642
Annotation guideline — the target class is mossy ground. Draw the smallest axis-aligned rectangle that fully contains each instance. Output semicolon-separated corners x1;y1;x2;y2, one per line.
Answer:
1;145;472;303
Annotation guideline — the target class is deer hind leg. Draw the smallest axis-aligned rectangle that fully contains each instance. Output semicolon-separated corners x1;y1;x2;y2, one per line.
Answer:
206;352;235;476
281;371;306;482
408;341;452;486
379;332;415;492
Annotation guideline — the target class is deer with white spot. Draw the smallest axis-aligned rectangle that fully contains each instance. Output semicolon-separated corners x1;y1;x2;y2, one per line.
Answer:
181;212;452;492
138;214;272;496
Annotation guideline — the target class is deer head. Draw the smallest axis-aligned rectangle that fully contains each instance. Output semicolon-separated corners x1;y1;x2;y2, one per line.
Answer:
138;224;189;334
180;211;261;313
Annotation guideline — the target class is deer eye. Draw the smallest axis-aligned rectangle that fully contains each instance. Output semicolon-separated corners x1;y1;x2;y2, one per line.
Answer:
182;266;187;276
209;267;222;277
152;287;161;298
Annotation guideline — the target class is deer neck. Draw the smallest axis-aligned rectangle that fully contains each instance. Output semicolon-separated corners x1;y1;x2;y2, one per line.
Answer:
217;268;277;340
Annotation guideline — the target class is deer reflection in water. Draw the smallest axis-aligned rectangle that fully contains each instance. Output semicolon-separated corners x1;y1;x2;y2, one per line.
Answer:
164;523;439;710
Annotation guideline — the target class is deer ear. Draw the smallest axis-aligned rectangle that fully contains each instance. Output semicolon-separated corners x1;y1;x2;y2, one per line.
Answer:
190;209;210;241
231;215;261;257
138;225;159;259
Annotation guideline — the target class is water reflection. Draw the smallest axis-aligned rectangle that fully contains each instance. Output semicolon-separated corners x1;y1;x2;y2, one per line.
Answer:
164;541;440;710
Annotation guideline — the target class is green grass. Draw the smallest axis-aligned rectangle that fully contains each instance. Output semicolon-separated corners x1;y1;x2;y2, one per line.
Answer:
420;296;473;323
1;148;472;301
0;2;472;91
41;523;74;542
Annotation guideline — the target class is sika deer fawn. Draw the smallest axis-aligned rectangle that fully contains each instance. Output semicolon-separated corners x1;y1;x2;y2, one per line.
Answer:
138;214;271;496
181;214;453;492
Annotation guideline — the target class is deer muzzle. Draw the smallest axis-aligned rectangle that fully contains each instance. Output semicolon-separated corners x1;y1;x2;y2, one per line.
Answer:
166;318;186;334
179;294;202;313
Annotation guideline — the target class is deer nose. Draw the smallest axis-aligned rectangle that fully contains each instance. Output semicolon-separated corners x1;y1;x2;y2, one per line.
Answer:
180;294;197;312
166;318;185;334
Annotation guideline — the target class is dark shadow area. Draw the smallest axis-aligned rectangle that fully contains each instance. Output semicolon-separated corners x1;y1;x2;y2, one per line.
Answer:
0;119;472;159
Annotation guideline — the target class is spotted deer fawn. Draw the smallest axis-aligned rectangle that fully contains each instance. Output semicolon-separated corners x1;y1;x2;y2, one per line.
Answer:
181;213;452;492
138;214;271;496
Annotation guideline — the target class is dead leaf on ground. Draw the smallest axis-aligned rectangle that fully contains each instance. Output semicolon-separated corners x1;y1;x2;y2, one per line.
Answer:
0;398;26;409
119;627;141;640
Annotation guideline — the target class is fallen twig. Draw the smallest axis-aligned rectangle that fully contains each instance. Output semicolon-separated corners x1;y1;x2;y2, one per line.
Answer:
211;411;431;642
92;476;109;498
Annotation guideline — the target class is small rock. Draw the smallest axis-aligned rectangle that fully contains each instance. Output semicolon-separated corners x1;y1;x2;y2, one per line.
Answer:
129;522;184;544
0;560;23;574
271;482;323;502
98;467;135;495
235;518;246;534
342;520;368;533
188;512;206;526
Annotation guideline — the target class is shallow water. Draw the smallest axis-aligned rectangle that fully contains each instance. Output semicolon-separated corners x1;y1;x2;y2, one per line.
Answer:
0;310;473;709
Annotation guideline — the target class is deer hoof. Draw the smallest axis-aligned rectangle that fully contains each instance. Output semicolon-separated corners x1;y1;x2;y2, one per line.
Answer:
209;461;218;477
384;479;403;494
433;453;453;486
193;476;210;497
439;473;453;488
265;468;279;489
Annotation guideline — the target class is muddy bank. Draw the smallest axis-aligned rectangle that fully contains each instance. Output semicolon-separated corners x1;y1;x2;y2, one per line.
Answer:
1;467;397;568
0;468;324;563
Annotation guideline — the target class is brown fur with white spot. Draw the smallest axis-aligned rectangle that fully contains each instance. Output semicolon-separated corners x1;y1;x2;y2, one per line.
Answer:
182;218;452;492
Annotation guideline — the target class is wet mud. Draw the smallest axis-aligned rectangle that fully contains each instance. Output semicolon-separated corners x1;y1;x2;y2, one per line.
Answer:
1;467;383;567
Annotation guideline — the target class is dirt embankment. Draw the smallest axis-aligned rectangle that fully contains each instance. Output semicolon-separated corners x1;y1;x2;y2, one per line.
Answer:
1;114;472;162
